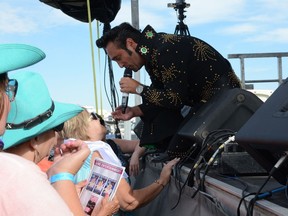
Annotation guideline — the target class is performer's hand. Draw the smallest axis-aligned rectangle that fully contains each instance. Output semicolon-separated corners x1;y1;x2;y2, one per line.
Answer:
112;106;134;121
119;77;140;94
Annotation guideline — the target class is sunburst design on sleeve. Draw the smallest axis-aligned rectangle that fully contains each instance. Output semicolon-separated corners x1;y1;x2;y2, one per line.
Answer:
161;64;178;83
160;34;179;44
151;68;161;79
192;39;216;61
228;70;241;87
145;89;163;106
201;74;221;101
167;91;182;106
151;49;158;68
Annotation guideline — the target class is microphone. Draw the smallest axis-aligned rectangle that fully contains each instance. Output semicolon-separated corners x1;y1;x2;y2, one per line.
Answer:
121;68;133;114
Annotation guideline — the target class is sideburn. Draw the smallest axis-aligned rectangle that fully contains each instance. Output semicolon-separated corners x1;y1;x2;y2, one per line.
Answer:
125;48;132;56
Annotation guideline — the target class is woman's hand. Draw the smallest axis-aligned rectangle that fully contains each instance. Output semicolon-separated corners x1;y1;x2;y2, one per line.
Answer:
129;151;140;176
47;139;90;178
75;180;87;196
129;143;146;176
92;195;120;216
158;158;180;185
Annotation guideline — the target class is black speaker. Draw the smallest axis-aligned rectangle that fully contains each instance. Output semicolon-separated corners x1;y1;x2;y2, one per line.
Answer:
167;88;263;159
236;78;288;185
178;88;263;143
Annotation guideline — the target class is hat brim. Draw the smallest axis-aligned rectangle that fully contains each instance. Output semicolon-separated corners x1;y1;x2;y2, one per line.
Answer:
3;102;83;149
0;44;46;74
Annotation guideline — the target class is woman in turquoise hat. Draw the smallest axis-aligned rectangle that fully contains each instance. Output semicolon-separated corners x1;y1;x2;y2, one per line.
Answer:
0;44;119;216
0;43;46;148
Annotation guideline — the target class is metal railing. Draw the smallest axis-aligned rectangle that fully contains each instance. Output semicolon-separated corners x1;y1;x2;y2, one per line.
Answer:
228;52;288;88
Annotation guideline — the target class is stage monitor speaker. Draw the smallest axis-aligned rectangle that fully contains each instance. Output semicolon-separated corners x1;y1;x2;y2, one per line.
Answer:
236;78;288;185
178;88;263;144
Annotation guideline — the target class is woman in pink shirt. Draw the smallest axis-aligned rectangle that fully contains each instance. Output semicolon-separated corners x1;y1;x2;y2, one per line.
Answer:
0;44;119;216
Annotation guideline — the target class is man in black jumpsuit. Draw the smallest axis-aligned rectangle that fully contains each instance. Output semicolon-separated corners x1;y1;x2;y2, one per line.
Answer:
96;22;241;159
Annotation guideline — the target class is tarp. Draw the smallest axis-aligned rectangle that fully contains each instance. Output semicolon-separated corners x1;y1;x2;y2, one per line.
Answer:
39;0;121;23
131;159;228;216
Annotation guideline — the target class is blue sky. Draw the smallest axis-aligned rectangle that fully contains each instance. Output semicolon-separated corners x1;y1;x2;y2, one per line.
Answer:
1;0;288;112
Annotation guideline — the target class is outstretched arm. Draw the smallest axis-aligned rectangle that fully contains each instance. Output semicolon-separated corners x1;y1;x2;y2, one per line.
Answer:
129;142;146;176
116;158;180;211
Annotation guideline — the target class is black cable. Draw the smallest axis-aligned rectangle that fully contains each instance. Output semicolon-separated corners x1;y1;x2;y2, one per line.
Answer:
168;129;236;209
240;181;250;213
187;130;234;189
181;131;232;185
247;175;272;216
194;134;235;197
237;192;256;216
191;163;204;198
171;143;198;210
213;174;250;216
103;55;113;109
286;178;288;201
237;185;287;216
186;129;235;184
101;23;122;138
199;142;226;192
246;154;288;216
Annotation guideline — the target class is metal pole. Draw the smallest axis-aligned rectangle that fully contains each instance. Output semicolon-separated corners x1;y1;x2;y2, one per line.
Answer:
131;0;141;106
277;57;283;85
240;57;245;88
123;0;141;140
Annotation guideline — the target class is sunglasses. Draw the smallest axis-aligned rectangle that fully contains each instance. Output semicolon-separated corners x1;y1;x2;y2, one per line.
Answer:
5;79;18;102
53;122;64;132
90;112;105;126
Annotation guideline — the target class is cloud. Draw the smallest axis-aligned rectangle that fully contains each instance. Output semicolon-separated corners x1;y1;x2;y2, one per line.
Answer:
246;28;288;43
220;24;259;35
0;3;37;34
185;0;246;25
199;0;288;45
112;1;176;31
114;0;246;31
260;0;288;12
0;2;82;35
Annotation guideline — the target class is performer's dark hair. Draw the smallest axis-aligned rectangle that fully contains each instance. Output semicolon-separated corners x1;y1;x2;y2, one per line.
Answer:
96;22;141;50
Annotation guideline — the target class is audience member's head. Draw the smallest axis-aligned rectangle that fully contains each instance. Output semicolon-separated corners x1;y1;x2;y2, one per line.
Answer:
61;109;106;141
0;43;46;139
2;71;83;163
